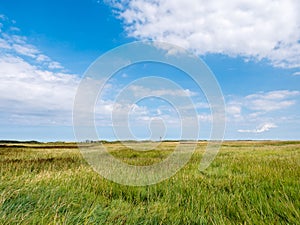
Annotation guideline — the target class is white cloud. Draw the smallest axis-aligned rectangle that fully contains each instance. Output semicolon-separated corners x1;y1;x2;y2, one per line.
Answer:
226;102;242;119
2;33;26;44
245;90;299;112
0;38;10;49
0;14;6;20
10;27;20;32
238;122;277;133
292;71;300;76
36;54;51;62
108;0;300;68
0;22;63;69
128;85;197;97
0;17;80;126
197;114;212;122
93;80;203;129
48;61;64;69
225;90;299;137
0;54;79;125
12;43;40;58
226;90;299;123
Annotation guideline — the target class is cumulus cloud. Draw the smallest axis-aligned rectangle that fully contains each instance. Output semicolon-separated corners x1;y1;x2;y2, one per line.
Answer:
238;122;277;133
108;0;300;68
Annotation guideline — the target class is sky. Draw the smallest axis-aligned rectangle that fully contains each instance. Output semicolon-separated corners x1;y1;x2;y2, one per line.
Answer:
0;0;299;141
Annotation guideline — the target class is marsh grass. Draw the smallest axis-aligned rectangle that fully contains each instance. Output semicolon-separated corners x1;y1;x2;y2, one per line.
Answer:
0;141;299;224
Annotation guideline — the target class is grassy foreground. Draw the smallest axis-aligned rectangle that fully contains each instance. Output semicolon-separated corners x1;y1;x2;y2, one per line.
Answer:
0;141;299;224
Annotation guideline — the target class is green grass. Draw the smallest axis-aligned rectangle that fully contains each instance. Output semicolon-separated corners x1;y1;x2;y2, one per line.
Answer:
0;141;299;224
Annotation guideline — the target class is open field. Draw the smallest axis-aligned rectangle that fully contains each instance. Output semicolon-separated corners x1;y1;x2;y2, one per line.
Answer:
0;141;299;224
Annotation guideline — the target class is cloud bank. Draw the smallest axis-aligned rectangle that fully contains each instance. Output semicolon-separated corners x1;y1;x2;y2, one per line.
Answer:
225;90;299;135
227;90;300;119
0;15;79;125
108;0;300;68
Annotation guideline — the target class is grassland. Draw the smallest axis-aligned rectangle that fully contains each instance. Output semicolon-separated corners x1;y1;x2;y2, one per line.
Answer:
0;141;299;224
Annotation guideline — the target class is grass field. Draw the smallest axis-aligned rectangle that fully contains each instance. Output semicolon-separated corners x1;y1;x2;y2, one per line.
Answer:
0;141;299;224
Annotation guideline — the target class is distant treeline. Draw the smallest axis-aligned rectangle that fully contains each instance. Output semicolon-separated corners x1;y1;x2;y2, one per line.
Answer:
0;140;41;144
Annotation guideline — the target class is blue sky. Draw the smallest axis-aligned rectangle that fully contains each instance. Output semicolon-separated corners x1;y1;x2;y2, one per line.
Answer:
0;0;299;141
